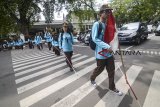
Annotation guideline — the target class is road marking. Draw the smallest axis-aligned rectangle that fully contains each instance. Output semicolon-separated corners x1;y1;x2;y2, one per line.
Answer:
13;55;57;68
12;53;54;63
148;35;154;39
143;51;146;53
17;55;93;94
94;65;143;107
151;51;154;55
19;63;96;107
13;55;64;72
12;51;52;61
154;52;157;55
51;62;122;107
125;46;133;50
143;70;160;107
73;45;89;48
146;51;150;54
12;54;55;65
14;54;80;77
15;55;84;84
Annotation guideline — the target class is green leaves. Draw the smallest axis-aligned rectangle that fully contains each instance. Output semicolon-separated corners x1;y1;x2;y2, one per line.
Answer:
111;0;160;26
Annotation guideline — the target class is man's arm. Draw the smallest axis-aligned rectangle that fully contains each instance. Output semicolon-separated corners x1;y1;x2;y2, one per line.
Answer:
92;22;111;50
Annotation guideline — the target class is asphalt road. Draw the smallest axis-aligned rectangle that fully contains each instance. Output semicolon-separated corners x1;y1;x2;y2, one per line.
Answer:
0;33;160;107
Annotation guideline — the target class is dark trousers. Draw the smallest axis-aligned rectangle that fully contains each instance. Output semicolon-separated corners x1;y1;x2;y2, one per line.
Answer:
37;43;43;50
53;46;60;56
64;51;73;68
90;56;116;90
48;42;52;50
28;42;34;49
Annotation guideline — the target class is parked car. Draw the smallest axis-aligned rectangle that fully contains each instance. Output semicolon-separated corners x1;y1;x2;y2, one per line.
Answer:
84;33;90;45
147;25;153;33
155;24;160;36
118;22;148;45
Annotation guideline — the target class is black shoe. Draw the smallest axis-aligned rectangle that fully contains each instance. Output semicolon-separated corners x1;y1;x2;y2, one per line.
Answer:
112;89;123;96
91;80;97;87
70;68;74;72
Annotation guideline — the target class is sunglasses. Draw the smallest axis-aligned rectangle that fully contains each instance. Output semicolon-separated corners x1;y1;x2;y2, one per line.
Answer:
63;26;68;28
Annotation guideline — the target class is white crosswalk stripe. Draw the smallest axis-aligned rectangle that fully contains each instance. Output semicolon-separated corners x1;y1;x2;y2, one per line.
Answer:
94;65;143;107
51;62;122;107
143;70;160;107
10;49;159;107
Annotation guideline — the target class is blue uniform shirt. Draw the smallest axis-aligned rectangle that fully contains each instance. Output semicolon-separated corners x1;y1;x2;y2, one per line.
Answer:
44;32;52;42
34;35;42;44
51;37;59;46
92;21;112;59
58;32;74;52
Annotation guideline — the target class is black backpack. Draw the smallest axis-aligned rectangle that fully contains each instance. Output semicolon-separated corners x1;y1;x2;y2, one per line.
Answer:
89;22;102;50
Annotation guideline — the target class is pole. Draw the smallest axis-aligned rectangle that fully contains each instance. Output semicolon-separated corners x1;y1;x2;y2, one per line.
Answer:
118;44;142;107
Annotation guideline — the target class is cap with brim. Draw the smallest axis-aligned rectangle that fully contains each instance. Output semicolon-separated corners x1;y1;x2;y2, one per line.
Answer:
99;4;113;13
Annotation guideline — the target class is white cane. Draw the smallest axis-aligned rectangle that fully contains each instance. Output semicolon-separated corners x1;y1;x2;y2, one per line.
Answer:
53;45;78;75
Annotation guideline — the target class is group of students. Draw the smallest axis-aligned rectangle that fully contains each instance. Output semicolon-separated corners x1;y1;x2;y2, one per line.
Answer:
0;38;24;51
30;22;74;71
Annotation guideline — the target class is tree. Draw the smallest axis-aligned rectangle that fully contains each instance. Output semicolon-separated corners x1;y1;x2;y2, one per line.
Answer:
2;0;41;35
111;0;160;26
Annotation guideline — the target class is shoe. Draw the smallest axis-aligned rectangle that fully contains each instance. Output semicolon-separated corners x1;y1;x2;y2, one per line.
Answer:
112;89;123;96
70;68;74;72
91;80;97;87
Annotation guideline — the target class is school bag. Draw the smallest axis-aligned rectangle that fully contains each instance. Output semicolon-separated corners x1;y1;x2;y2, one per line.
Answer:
89;22;102;50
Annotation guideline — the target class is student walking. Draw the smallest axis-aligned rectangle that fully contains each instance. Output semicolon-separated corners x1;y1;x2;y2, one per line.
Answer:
90;4;123;96
44;29;52;50
59;22;74;71
51;32;60;56
34;32;43;50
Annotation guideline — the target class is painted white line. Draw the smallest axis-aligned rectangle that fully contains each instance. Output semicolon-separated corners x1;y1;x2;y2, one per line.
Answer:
12;50;51;59
143;71;160;107
17;55;92;94
51;62;122;107
148;35;154;39
12;53;66;65
154;52;157;55
15;55;86;84
125;46;133;50
143;51;146;53
151;51;154;55
12;51;53;62
14;55;64;72
94;65;143;107
19;63;96;107
159;52;160;55
13;55;57;68
146;51;150;54
73;45;89;48
15;54;80;77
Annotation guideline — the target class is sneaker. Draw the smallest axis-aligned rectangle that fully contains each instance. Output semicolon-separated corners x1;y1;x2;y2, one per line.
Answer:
112;89;123;96
70;68;74;72
91;80;97;87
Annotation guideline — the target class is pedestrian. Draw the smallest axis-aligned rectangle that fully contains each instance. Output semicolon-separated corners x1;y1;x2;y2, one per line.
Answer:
44;29;52;50
90;4;123;96
34;32;43;50
51;32;60;56
17;37;24;50
59;22;74;71
28;37;34;49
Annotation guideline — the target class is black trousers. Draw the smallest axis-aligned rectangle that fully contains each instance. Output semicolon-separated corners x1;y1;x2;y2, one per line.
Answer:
64;51;73;68
48;42;52;50
90;56;116;90
53;46;60;56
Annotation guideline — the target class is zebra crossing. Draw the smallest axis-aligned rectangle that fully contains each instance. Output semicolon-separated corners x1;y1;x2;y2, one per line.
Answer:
11;49;160;107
